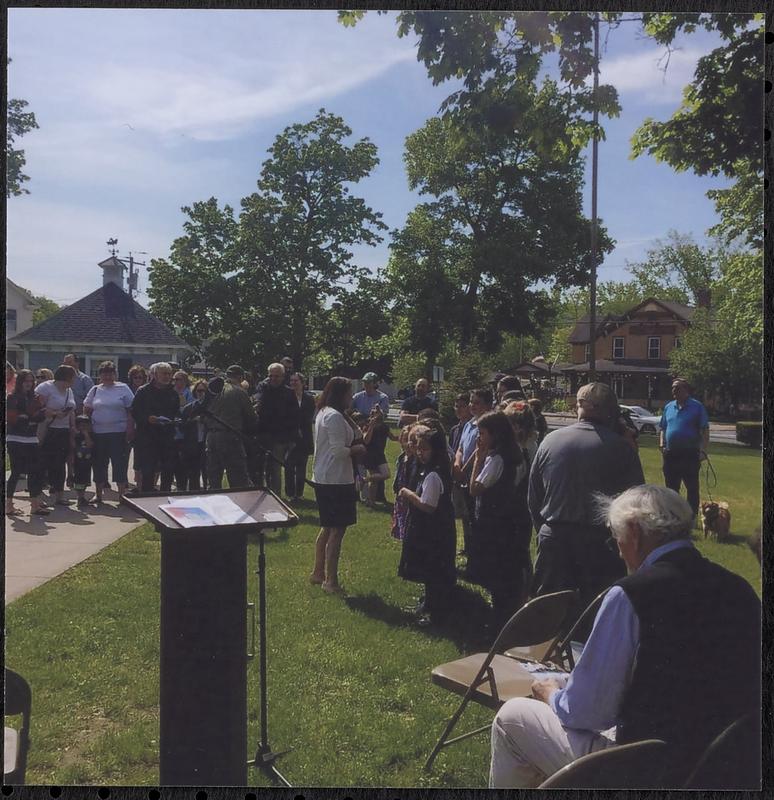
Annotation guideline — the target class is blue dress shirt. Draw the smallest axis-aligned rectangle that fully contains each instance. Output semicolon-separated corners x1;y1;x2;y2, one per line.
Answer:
458;417;479;464
549;539;695;731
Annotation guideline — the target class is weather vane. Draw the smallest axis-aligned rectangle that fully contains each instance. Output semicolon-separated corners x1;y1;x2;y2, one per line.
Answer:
106;237;118;256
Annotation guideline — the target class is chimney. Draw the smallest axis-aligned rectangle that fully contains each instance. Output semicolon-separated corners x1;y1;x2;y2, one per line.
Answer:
696;288;711;309
99;256;126;291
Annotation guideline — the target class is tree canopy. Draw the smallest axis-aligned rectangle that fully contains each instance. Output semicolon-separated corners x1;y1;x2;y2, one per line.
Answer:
7;60;39;197
148;110;385;370
395;78;612;357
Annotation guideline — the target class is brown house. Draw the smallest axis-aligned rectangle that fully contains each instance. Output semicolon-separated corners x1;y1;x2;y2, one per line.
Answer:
562;298;695;407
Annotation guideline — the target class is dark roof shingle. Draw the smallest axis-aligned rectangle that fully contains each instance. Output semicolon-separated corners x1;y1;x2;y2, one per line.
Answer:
8;282;189;348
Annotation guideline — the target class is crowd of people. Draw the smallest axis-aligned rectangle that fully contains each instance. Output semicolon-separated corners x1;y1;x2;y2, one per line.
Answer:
4;355;317;516
5;357;759;788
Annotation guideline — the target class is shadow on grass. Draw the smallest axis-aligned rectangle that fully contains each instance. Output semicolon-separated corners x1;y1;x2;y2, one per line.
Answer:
345;583;493;653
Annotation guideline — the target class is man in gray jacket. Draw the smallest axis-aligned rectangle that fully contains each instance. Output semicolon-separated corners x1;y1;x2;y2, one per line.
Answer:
528;382;644;608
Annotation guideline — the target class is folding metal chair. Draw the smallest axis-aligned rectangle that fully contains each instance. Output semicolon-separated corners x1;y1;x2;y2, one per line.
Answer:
424;590;577;771
538;739;668;789
683;711;761;790
4;668;32;785
506;587;610;671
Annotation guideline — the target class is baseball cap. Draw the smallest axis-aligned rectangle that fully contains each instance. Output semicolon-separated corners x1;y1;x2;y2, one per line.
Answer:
226;364;245;377
362;372;379;383
576;382;618;419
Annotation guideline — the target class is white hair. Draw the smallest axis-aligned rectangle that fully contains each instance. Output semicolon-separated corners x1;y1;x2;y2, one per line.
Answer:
268;362;285;375
595;484;694;544
149;362;172;377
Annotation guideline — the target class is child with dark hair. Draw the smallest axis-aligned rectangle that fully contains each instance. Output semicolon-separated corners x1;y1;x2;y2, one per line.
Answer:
72;414;96;507
391;424;414;541
362;405;398;506
469;410;529;632
350;411;370;503
397;425;457;625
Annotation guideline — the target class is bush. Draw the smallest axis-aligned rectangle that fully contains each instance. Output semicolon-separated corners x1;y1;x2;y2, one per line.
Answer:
736;421;762;448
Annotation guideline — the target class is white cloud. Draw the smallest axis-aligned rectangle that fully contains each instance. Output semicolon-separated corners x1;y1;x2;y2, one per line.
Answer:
84;48;416;142
597;46;704;104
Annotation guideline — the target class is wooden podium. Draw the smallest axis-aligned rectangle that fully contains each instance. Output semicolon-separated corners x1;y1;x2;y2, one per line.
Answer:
124;488;298;786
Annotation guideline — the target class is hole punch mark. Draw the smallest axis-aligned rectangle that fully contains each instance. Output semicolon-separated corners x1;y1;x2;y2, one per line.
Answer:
50;789;62;799
1;788;13;797
196;793;207;800
98;790;110;800
148;791;160;800
766;31;774;44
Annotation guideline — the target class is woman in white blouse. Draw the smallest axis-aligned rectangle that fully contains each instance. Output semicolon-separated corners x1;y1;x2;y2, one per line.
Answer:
84;361;135;502
35;364;77;505
309;377;366;594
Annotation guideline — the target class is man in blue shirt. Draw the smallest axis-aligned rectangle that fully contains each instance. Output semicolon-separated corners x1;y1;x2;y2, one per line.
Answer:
453;388;493;562
489;485;760;788
351;372;390;417
659;378;709;518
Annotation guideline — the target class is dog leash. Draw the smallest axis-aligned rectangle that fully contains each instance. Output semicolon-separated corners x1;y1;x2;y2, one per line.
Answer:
702;452;718;503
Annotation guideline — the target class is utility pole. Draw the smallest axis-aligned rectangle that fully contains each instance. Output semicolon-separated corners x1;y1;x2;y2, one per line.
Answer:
126;250;148;300
588;11;600;383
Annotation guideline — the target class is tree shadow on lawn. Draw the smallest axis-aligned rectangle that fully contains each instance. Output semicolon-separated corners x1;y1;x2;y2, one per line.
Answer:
345;583;494;653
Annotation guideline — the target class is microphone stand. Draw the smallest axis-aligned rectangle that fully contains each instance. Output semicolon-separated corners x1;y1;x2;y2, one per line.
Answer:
185;399;294;787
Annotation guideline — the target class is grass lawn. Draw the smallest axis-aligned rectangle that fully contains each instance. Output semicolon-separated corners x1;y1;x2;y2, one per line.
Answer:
5;435;761;786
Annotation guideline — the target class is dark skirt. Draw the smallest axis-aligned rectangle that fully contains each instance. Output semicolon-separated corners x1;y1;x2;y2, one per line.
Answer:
313;482;357;528
398;496;457;586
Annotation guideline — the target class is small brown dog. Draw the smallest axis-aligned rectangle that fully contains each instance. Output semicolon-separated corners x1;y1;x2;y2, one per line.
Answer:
701;501;731;541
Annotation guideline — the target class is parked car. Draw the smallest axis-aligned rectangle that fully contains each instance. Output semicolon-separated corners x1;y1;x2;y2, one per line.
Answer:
619;405;661;434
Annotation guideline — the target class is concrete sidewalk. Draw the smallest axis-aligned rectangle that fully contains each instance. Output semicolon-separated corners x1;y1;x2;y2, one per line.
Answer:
4;484;144;604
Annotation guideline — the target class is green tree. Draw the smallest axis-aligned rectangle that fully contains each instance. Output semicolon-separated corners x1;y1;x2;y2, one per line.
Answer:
7;60;39;197
631;14;763;178
31;293;61;326
149;110;385;369
669;307;759;407
307;275;392;376
385;203;466;372
625;230;720;306
147;198;248;367
402;82;611;352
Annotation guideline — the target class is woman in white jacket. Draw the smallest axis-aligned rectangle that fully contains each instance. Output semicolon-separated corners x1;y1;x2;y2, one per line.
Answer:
309;377;366;594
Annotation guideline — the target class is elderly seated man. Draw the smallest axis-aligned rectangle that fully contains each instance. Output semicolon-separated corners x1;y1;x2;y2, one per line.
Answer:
489;484;760;789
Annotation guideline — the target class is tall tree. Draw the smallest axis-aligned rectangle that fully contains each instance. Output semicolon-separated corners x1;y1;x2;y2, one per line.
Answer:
7;60;39;197
401;79;612;352
630;13;763;179
149;110;385;369
625;231;721;307
386;203;466;371
307;275;392;376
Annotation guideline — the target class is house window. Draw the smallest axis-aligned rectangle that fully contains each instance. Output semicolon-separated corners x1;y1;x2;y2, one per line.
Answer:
648;337;661;359
612;337;625;359
6;309;17;334
674;336;682;349
584;344;591;362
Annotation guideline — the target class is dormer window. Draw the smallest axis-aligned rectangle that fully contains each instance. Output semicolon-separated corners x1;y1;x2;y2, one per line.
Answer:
612;337;624;359
648;337;661;359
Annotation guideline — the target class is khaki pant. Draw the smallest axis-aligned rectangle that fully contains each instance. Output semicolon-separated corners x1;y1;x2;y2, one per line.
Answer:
489;697;615;788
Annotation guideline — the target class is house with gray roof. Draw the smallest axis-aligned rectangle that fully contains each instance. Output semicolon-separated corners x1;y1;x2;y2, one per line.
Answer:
7;256;191;380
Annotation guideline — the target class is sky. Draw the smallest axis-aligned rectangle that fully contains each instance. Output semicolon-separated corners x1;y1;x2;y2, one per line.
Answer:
6;9;747;309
